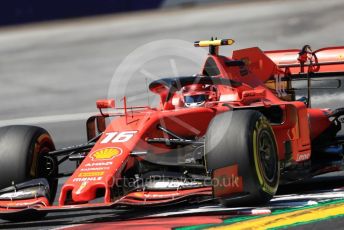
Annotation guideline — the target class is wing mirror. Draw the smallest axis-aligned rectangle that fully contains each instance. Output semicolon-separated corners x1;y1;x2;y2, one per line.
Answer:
96;99;115;116
96;99;115;109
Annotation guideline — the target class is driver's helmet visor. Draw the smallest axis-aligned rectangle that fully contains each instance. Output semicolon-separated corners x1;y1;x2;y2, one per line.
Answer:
184;94;208;107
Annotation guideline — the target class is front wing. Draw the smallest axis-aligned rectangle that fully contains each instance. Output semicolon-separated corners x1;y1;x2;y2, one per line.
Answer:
0;187;212;219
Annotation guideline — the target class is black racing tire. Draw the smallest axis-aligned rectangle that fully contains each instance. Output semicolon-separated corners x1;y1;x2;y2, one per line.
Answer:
205;110;279;206
0;125;58;204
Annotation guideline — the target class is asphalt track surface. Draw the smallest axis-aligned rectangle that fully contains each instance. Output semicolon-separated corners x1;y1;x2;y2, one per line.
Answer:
1;0;344;229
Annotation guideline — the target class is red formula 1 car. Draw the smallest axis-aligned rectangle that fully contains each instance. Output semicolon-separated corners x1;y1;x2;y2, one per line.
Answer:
1;39;344;221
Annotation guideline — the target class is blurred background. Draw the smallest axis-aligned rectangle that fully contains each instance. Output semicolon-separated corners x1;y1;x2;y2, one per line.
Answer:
0;0;344;150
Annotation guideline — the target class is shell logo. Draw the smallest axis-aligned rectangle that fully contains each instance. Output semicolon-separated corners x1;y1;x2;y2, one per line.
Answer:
91;148;122;161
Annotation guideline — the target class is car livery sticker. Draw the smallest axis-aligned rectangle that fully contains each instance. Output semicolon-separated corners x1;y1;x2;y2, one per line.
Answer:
78;171;104;177
72;177;102;182
76;181;88;194
90;147;122;161
80;167;110;172
85;162;112;167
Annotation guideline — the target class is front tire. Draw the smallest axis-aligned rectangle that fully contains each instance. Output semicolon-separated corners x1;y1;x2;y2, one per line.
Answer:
205;110;279;206
0;125;58;203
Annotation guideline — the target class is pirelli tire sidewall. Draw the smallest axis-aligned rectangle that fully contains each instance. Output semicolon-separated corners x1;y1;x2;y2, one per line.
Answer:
249;112;279;201
205;110;279;205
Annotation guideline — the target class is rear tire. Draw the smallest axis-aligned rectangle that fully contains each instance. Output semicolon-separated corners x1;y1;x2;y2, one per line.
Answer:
0;125;58;204
205;110;279;206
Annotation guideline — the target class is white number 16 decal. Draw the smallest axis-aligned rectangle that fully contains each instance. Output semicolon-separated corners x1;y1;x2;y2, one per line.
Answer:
101;131;137;143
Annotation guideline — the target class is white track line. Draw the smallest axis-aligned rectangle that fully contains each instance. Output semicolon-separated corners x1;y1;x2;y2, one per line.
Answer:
0;112;95;126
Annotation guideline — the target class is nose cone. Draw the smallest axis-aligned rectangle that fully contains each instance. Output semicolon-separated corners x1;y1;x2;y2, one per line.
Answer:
72;181;96;202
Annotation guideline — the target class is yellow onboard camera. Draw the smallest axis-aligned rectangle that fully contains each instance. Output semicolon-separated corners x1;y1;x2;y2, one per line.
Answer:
194;38;235;55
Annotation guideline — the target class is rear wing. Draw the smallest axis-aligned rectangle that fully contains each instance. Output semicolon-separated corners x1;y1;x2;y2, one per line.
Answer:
265;46;344;107
265;46;344;77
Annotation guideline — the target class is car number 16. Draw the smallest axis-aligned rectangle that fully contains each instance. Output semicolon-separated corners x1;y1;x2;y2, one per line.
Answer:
100;131;137;143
